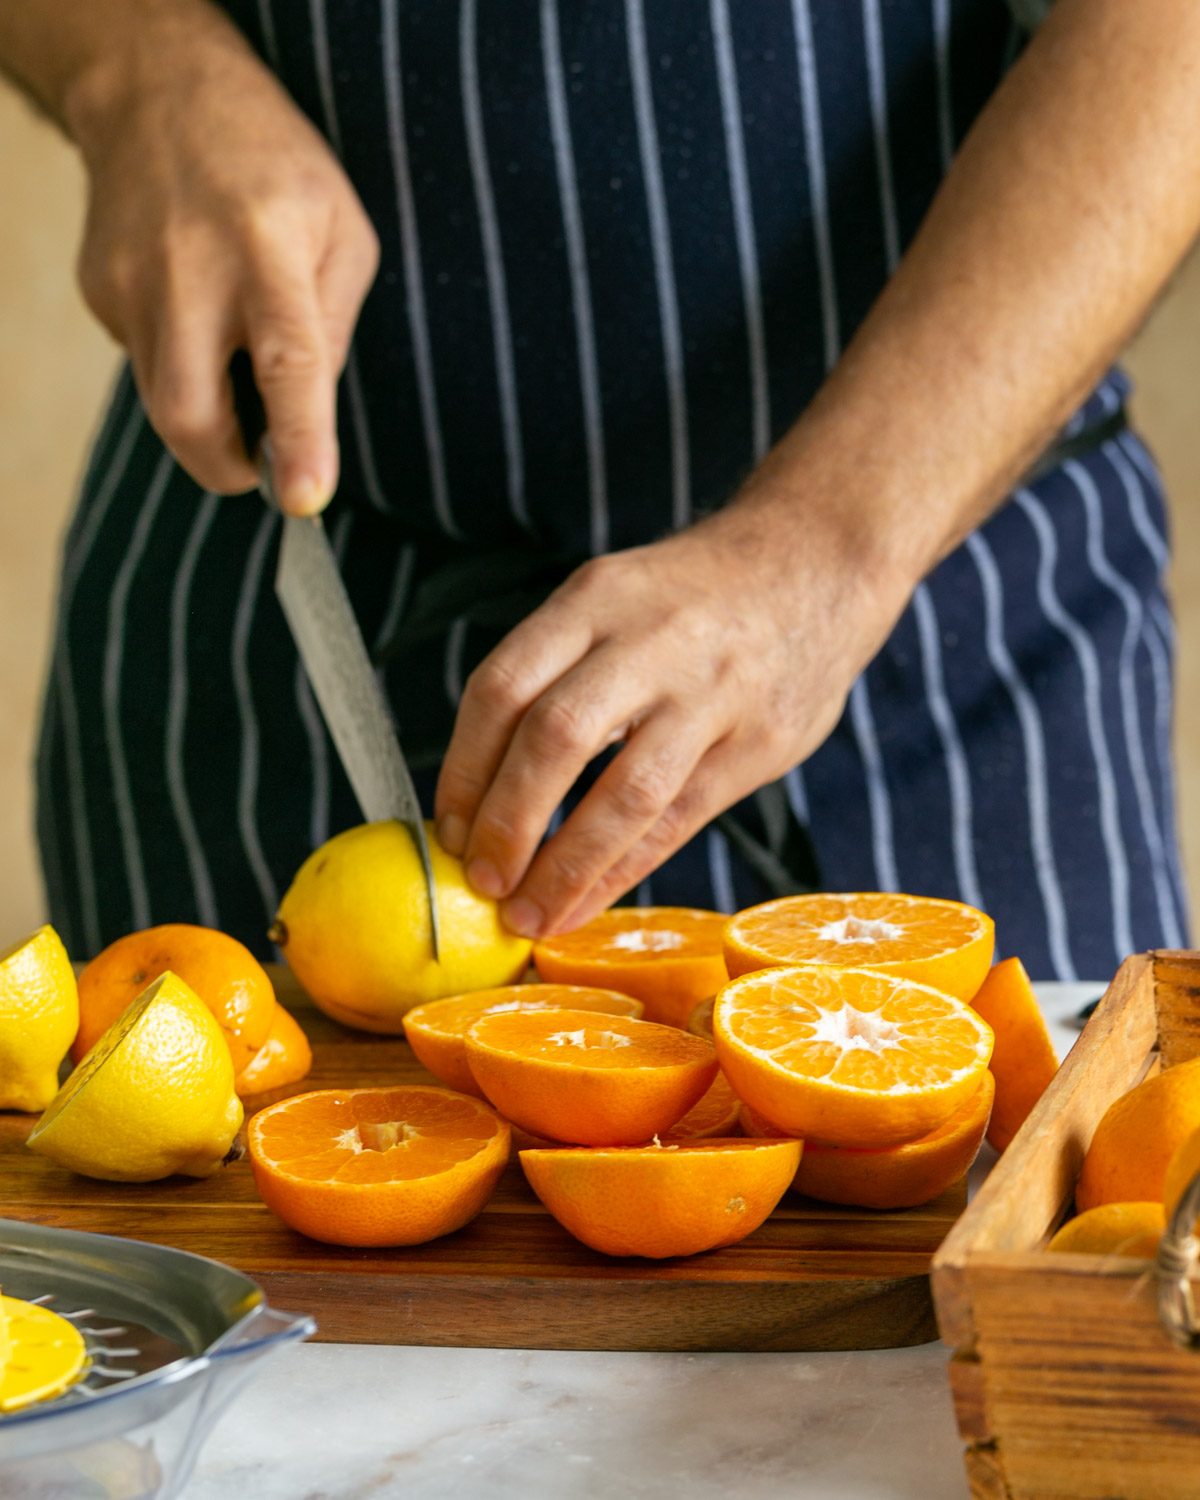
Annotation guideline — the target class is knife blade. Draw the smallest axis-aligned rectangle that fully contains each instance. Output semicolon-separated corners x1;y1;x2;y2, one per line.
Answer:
230;353;441;958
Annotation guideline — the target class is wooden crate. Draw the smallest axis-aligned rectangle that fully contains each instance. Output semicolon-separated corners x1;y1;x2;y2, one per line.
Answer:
933;951;1200;1500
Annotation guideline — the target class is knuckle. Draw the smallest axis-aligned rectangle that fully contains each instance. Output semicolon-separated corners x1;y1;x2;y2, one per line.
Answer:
253;333;324;388
466;657;528;715
609;760;673;824
542;842;598;899
529;695;592;757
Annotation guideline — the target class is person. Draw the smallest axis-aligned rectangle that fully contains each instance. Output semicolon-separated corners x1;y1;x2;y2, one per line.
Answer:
4;0;1194;979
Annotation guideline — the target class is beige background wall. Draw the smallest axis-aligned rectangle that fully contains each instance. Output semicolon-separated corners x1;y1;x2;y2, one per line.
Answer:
2;87;1199;951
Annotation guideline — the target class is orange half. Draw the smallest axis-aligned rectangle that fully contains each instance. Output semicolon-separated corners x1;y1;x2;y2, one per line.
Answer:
520;1138;801;1257
714;964;994;1147
247;1085;509;1246
723;893;994;1002
465;1008;717;1146
534;907;728;1028
403;984;643;1095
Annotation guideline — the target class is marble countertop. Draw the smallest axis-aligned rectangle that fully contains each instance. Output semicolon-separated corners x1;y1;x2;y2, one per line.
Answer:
187;982;1101;1500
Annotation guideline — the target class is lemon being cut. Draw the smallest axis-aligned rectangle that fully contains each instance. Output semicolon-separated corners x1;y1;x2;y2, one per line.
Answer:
27;972;243;1182
0;925;78;1113
272;820;531;1033
0;1293;88;1412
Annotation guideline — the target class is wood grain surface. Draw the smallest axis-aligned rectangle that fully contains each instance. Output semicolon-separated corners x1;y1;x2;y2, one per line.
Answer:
0;967;964;1352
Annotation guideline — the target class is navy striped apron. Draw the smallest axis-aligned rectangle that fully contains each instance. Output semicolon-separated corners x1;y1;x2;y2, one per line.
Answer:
36;0;1189;981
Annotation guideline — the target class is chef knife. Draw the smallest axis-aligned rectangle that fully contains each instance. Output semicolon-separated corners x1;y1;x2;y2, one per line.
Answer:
230;352;441;958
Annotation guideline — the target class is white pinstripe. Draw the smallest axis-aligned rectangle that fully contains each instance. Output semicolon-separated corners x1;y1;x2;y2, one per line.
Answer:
256;0;281;69
1011;488;1132;958
1109;437;1169;571
444;616;470;708
165;493;221;927
1063;459;1182;949
1138;593;1189;935
912;583;985;909
232;510;283;922
966;529;1076;979
462;0;529;531
373;543;416;655
102;450;176;932
862;0;900;272
706;827;737;914
541;0;608;556
710;0;770;461
790;0;839;373
382;0;458;538
36;690;68;947
626;0;691;531
784;765;810;826
848;679;898;891
52;392;143;954
1120;428;1169;504
636;876;654;905
308;0;389;515
931;0;956;167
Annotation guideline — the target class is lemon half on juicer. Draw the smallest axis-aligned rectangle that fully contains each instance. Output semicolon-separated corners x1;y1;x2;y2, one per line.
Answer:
0;1292;88;1412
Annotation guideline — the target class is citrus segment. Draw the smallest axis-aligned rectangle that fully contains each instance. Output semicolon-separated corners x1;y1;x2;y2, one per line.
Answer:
663;1072;742;1141
533;907;728;1028
520;1138;801;1258
0;925;78;1113
1076;1058;1200;1212
740;1071;994;1209
73;924;275;1073
465;1009;717;1146
273;821;532;1033
404;985;643;1095
723;893;994;1002
234;1003;314;1097
28;972;243;1181
1047;1202;1165;1259
969;957;1058;1151
0;1295;88;1412
248;1085;509;1246
713;964;993;1147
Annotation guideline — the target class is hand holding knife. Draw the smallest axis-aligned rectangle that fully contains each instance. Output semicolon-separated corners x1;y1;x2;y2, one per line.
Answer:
230;352;441;959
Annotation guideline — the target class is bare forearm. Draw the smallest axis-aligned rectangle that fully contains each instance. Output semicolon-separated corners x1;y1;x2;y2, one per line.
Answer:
0;0;250;147
729;0;1200;604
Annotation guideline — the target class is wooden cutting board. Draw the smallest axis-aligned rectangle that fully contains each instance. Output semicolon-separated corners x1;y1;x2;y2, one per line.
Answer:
0;968;963;1352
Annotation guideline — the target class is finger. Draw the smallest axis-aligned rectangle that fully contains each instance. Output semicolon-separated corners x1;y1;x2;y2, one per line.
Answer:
144;285;257;495
316;210;380;373
551;740;749;931
456;641;662;904
500;709;708;938
245;263;338;515
434;597;598;857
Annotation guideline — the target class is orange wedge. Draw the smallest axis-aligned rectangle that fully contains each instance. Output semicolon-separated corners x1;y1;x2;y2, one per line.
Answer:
969;957;1057;1151
246;1085;509;1246
723;893;994;1002
714;965;994;1147
520;1138;801;1257
403;985;643;1095
740;1071;994;1209
234;1004;313;1097
663;1072;742;1141
533;907;728;1028
464;1009;717;1146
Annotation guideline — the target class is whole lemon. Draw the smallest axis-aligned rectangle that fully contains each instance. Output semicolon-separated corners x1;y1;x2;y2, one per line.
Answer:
272;821;531;1033
0;926;79;1113
27;971;243;1181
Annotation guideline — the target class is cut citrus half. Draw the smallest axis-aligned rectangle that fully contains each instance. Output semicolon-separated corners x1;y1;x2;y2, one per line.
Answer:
533;907;728;1028
247;1085;509;1247
713;965;994;1147
403;985;643;1095
969;957;1057;1151
663;1072;742;1141
0;925;78;1113
740;1071;994;1209
723;893;994;1002
464;1009;717;1146
234;1003;314;1097
520;1138;801;1258
1047;1202;1165;1259
0;1295;87;1412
